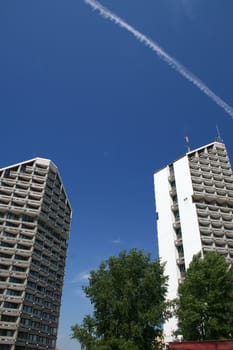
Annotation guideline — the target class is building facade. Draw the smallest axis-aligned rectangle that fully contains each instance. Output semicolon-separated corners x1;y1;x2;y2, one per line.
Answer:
0;158;71;350
154;141;233;342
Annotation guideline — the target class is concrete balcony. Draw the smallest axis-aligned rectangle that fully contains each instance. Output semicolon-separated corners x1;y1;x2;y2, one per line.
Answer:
209;212;221;220
214;237;226;246
190;169;201;178
224;222;233;230
213;229;224;238
227;240;233;248
190;163;199;170
200;227;212;235
0;336;15;345
203;246;215;253
169;188;177;197
193;184;204;192
173;221;180;229
215;247;228;256
198;218;210;227
224;177;233;184
226;183;233;191
192;177;202;185
222;169;232;176
211;220;222;229
201;237;213;245
168;175;175;182
175;238;183;247
0;308;21;316
201;165;211;172
176;257;185;265
200;159;209;165
171;203;178;212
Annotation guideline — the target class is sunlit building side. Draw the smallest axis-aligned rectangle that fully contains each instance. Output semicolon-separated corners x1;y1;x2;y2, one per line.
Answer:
154;141;233;342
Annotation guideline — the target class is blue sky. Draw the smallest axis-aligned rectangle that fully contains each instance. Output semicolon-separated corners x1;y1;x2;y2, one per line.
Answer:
1;1;233;349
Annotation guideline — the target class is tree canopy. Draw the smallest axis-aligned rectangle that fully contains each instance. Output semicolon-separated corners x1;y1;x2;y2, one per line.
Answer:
176;252;233;341
71;249;169;350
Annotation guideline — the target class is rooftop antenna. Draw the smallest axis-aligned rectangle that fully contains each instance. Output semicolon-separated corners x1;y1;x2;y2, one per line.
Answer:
184;134;191;153
216;125;223;143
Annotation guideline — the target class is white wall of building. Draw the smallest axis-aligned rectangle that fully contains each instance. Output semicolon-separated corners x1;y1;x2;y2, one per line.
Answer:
174;157;202;267
154;166;179;342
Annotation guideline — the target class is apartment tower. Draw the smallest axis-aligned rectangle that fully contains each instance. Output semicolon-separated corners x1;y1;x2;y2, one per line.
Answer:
154;141;233;342
0;158;71;350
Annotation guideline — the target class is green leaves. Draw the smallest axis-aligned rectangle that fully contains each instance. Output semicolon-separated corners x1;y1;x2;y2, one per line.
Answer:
71;249;168;350
176;252;233;340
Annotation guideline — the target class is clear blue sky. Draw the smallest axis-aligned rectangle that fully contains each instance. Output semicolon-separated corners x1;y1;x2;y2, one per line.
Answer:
1;1;233;349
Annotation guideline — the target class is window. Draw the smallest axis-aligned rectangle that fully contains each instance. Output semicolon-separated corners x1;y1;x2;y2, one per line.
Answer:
19;233;32;240
27;281;36;289
6;221;19;228
22;215;34;223
6;289;22;296
42;312;50;320
35;296;43;305
22;223;34;229
17;243;31;250
0;276;7;282
0;329;15;336
23;305;32;313
41;324;49;332
3;301;20;309
0;264;9;270
9;277;25;284
0;241;14;248
0;345;11;350
7;213;19;220
44;301;51;308
31;259;40;267
18;331;28;340
21;318;30;327
38;336;47;344
37;286;45;294
0;252;12;259
1;315;17;322
31;321;40;329
3;231;15;238
28;334;37;343
33;309;42;317
30;270;39;278
14;254;29;261
12;265;27;272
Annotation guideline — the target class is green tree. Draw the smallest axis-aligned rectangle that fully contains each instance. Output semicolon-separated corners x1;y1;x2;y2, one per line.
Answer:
71;249;169;350
176;252;233;340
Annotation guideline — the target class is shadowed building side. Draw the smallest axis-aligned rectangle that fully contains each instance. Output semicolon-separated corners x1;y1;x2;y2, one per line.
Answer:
0;158;72;350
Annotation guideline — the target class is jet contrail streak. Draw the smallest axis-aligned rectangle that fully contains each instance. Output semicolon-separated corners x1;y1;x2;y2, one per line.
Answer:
84;0;233;119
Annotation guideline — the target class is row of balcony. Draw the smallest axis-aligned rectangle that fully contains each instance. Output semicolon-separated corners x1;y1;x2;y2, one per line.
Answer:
193;192;233;206
200;227;233;238
203;246;233;257
193;183;233;196
190;162;231;172
190;167;232;177
197;209;233;221
192;178;233;191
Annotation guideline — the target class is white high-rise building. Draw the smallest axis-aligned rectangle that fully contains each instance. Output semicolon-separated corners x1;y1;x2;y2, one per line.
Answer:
154;141;233;342
0;158;71;350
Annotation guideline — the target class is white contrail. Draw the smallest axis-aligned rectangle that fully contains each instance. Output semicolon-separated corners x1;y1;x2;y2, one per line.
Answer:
84;0;233;119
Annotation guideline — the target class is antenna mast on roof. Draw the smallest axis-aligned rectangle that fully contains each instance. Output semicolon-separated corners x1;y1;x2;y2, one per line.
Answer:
216;125;223;143
184;134;191;153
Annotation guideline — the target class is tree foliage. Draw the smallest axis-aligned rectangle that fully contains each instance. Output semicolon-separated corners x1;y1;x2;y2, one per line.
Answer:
71;249;169;350
176;252;233;340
